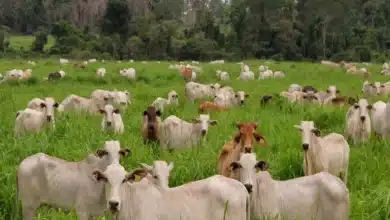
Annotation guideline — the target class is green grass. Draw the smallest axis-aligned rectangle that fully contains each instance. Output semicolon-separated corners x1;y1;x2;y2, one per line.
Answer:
8;35;55;51
1;59;390;220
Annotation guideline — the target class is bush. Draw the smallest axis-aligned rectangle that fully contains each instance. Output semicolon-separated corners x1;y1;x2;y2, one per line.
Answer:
32;31;48;52
354;45;371;62
123;36;145;59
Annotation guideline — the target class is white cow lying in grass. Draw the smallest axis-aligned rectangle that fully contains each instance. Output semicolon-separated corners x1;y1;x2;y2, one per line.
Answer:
58;93;114;114
96;68;106;77
184;82;222;103
152;90;179;113
238;63;254;81
230;153;349;220
294;121;350;184
159;114;217;150
91;162;249;220
216;70;230;81
120;68;136;80
17;140;131;220
214;87;249;107
345;99;372;145
15;97;59;135
99;104;124;134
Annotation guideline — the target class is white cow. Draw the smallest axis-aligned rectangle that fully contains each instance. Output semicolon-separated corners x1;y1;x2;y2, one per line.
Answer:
258;70;273;80
371;101;390;139
159;114;217;150
214;88;249;107
345;99;372;145
59;58;69;65
152;90;179;113
288;84;302;92
238;63;254;81
58;94;113;114
88;58;97;63
230;153;349;220
15;98;59;135
139;161;174;189
216;70;230;81
361;81;374;95
96;68;106;77
294;121;350;184
27;97;59;113
90;89;116;110
112;90;132;107
91;163;249;220
120;68;136;80
273;71;285;78
210;59;225;64
99;104;124;134
17;140;131;220
184;82;222;103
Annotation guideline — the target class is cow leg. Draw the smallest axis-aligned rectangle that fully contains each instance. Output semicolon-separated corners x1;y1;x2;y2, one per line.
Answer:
76;210;90;220
22;202;39;220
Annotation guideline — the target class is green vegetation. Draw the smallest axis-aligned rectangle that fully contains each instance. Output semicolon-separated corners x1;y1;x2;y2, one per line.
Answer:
0;60;389;219
8;35;55;52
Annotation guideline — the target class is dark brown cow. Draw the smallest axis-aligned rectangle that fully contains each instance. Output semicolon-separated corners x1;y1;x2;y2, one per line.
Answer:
142;106;162;144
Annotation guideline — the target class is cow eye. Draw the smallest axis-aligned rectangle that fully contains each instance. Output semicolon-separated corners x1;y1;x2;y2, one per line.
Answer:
354;104;359;109
153;175;158;179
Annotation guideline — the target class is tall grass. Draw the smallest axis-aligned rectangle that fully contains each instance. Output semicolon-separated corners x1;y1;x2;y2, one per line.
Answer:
0;59;389;219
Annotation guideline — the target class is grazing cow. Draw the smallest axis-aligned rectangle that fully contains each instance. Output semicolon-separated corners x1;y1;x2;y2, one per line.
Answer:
301;91;321;105
294;121;350;184
90;89;116;111
96;68;106;77
302;85;317;93
260;95;273;106
91;163;249;220
119;68;136;80
238;63;255;81
371;101;390;139
59;58;69;65
142;106;162;144
258;70;273;80
230;153;349;220
345;99;372;145
58;94;113;114
159;114;217;150
152;90;179;113
99;104;124;134
15;98;59;135
218;122;266;178
184;82;222;103
273;71;285;78
47;72;62;81
180;66;196;82
17;140;131;220
214;87;249;107
280;91;304;103
216;70;230;81
198;101;227;113
361;81;374;95
210;59;225;64
27;97;59;113
288;84;302;92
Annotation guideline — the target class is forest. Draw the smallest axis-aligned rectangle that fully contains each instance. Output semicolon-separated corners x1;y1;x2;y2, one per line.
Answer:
0;0;389;61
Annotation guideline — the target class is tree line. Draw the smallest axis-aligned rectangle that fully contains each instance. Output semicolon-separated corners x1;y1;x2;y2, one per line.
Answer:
0;0;389;61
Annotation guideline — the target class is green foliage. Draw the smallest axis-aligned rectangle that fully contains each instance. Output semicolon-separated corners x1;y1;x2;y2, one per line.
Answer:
102;0;131;37
31;30;48;52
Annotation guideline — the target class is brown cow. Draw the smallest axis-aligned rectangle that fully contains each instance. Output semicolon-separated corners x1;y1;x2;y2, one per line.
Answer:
142;106;162;144
180;66;193;82
218;121;267;178
199;101;227;113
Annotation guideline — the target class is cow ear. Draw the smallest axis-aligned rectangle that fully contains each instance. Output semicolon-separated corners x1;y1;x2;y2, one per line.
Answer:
244;94;249;98
113;108;121;114
156;110;161;117
53;103;59;108
95;149;108;158
119;148;132;156
234;133;241;143
229;162;242;171
92;170;108;182
124;168;148;183
143;111;148;116
40;103;46;108
255;161;269;171
311;128;321;137
99;109;105;114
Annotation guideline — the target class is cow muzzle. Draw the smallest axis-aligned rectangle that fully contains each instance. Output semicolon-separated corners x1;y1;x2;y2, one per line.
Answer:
302;143;309;151
244;184;253;193
109;200;119;212
46;116;52;122
201;129;207;136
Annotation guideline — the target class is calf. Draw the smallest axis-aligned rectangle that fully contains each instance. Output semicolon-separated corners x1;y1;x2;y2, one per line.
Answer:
345;99;372;145
218;122;266;178
294;121;350;184
199;101;227;113
17;140;131;220
159;114;217;150
99;104;124;134
152;90;179;113
142;106;162;144
91;163;249;220
230;153;349;220
15;98;59;135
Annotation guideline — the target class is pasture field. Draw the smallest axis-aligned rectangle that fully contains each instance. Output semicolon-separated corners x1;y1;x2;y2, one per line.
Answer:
0;59;390;220
8;35;55;51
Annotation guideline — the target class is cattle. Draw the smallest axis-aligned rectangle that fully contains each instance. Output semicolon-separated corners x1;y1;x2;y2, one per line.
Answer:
142;106;162;144
57;94;113;114
159;114;217;150
317;85;340;104
214;88;249;107
230;153;349;220
260;95;273;106
324;96;357;108
216;70;230;81
152;90;179;113
180;66;197;82
294;121;350;183
112;90;132;107
99;104;124;134
238;63;255;81
59;58;69;65
218;121;266;179
371;101;390;139
96;68;106;77
47;72;63;81
321;60;341;68
119;68;136;80
0;73;2;80
88;58;97;63
15;98;59;135
258;70;273;80
27;97;59;113
302;85;317;93
301;91;321;105
209;59;225;64
361;81;374;95
91;163;249;220
198;101;227;113
344;99;372;145
258;65;268;72
184;82;222;103
17;140;131;220
90;89;116;111
288;84;302;93
138;160;174;189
